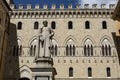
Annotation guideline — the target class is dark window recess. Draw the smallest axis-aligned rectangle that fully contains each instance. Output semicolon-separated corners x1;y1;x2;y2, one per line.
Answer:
18;22;22;30
51;21;56;29
102;21;107;29
34;22;39;29
68;21;73;29
107;67;111;77
85;21;90;29
69;67;73;77
88;67;92;77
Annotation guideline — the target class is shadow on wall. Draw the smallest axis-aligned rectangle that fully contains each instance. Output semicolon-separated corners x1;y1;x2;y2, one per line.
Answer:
112;32;120;64
3;23;20;80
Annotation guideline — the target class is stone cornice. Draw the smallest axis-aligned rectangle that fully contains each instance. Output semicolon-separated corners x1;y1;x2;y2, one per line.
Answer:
9;9;114;19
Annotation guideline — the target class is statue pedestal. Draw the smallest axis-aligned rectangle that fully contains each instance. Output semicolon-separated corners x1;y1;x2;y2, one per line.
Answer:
35;58;53;67
31;58;57;80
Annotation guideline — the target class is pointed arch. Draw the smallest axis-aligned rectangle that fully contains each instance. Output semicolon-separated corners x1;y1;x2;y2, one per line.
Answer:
100;36;112;56
99;35;112;46
28;36;38;46
83;36;94;56
28;36;38;56
51;39;58;56
63;35;77;46
64;36;76;56
52;35;60;46
82;36;95;46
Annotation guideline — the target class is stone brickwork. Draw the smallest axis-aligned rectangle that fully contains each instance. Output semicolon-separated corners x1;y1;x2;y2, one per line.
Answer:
4;3;120;80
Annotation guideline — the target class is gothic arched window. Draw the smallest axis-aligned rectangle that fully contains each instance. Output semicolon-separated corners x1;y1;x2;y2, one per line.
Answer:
51;21;56;29
88;67;92;77
70;45;72;56
55;45;57;56
34;45;36;56
102;45;105;56
105;45;108;56
102;21;107;29
68;21;73;29
108;45;111;56
107;67;111;77
30;45;33;56
66;39;75;56
84;39;94;56
51;39;58;56
91;45;93;56
66;45;69;56
101;39;111;56
85;21;90;29
30;39;37;56
84;45;87;56
34;21;39;29
69;67;73;77
73;45;75;56
18;22;22;30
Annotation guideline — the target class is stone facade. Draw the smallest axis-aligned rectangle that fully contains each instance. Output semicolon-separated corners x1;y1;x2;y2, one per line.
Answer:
0;0;11;80
4;3;120;80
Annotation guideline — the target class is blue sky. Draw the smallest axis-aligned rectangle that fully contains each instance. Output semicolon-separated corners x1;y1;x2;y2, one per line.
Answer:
13;0;118;8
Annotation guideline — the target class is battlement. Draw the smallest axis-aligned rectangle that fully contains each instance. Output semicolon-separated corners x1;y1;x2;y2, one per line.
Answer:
10;4;116;10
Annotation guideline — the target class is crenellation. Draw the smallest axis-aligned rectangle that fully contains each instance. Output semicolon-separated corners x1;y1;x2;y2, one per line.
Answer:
76;4;80;9
60;4;64;9
27;4;32;9
84;4;89;9
35;4;40;9
109;4;115;9
43;4;48;9
9;4;115;19
10;4;15;9
51;4;56;9
68;4;72;9
9;4;116;10
19;4;24;9
92;4;97;9
101;4;106;9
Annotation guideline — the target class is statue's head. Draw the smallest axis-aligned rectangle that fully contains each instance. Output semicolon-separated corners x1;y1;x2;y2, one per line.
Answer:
43;21;48;27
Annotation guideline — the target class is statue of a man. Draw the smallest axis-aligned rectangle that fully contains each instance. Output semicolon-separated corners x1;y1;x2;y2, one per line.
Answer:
38;21;54;58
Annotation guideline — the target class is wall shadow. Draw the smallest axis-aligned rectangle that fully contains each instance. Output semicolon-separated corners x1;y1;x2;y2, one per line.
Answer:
112;32;120;64
3;23;20;80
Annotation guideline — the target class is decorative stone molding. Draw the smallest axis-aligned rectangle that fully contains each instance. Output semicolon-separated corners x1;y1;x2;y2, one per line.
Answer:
10;4;116;10
9;4;115;18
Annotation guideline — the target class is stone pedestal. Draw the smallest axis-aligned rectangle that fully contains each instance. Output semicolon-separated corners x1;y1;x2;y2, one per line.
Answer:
31;58;57;80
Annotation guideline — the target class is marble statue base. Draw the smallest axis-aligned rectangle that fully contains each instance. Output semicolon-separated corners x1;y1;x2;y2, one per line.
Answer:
31;67;56;80
32;57;57;80
35;57;53;67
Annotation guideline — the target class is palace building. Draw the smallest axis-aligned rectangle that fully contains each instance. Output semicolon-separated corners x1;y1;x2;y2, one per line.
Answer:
2;0;120;80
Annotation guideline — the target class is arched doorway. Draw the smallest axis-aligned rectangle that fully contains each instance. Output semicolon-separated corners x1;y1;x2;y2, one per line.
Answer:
19;78;30;80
